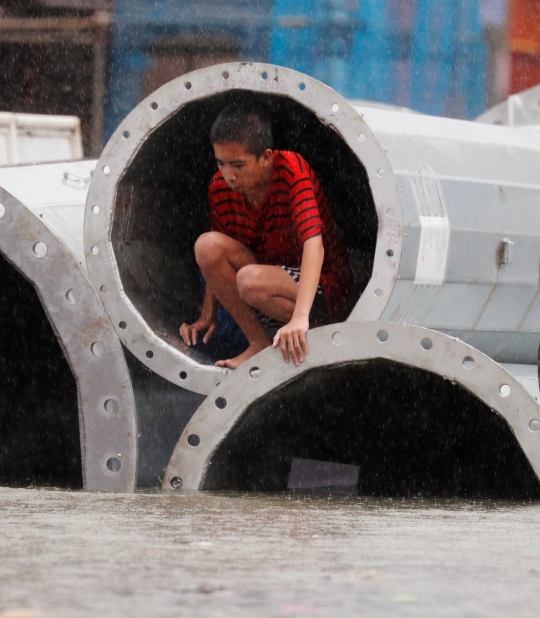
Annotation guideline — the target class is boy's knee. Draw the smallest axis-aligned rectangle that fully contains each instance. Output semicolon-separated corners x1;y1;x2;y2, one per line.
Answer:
237;265;265;303
195;232;223;268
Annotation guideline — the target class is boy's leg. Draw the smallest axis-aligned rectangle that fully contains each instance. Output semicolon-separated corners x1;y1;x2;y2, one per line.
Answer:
236;264;299;323
195;232;272;368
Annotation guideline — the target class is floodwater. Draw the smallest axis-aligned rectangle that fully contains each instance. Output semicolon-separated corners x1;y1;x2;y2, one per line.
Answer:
1;489;539;617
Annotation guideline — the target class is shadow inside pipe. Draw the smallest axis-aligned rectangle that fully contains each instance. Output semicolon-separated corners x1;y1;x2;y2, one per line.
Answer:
113;90;377;364
0;256;82;489
200;360;540;499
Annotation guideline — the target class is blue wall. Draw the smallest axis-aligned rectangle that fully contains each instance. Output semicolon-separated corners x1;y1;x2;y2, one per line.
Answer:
107;0;487;136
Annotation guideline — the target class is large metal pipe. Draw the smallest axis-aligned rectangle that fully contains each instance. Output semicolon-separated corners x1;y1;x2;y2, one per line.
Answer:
0;181;137;492
163;322;540;497
84;62;540;397
476;84;540;129
0;161;205;489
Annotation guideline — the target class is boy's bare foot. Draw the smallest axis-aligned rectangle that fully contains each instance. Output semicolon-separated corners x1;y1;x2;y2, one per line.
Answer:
215;341;270;369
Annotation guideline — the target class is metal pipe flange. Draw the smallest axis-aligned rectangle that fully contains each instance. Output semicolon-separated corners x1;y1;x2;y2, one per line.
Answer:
163;322;540;492
0;187;137;492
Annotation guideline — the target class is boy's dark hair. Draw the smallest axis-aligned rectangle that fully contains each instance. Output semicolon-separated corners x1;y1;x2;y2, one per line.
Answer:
210;104;273;158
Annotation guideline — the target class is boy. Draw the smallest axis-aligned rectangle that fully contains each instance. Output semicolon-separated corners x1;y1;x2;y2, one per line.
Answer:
179;105;354;369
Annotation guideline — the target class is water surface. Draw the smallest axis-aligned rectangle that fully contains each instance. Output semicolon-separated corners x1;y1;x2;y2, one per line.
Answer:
0;488;539;617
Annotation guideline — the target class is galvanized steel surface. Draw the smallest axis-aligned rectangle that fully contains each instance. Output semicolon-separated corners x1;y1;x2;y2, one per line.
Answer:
0;187;137;492
352;104;540;363
0;160;96;270
163;322;540;491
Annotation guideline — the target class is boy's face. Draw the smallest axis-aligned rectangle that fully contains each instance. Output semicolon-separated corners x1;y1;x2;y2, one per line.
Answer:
213;142;273;195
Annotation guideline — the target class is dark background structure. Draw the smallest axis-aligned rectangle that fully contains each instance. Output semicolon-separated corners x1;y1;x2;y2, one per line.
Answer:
0;1;537;157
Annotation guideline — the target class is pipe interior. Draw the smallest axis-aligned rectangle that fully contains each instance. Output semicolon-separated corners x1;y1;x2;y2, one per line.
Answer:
113;90;377;364
0;255;82;489
201;360;540;499
122;348;205;488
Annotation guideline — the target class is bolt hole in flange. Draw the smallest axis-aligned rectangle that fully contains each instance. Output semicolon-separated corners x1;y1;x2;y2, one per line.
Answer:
421;338;433;351
91;341;105;357
332;332;344;346
529;420;540;433
215;397;227;409
146;350;154;359
106;457;121;472
104;398;119;414
377;330;389;343
118;321;127;329
33;242;48;258
188;434;200;447
179;371;187;380
499;384;511;397
65;289;80;304
92;205;100;214
170;476;183;489
249;367;261;380
463;356;475;369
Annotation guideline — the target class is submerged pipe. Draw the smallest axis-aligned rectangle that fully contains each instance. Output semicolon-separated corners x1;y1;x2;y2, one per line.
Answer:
0;161;207;490
163;322;540;497
84;62;540;396
0;185;137;491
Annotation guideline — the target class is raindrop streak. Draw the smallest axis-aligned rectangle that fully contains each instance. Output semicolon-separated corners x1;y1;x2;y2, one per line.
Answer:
0;203;5;218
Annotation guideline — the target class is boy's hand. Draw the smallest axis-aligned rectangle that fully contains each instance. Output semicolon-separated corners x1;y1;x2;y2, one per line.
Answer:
180;317;217;346
273;315;309;366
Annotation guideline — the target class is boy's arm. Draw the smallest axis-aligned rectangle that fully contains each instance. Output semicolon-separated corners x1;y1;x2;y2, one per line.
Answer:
179;286;218;346
272;234;324;365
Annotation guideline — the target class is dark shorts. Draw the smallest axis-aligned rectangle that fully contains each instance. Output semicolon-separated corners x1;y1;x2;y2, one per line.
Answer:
256;265;327;335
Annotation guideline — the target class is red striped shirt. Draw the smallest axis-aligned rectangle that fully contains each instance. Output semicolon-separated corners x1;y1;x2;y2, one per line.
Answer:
208;150;355;322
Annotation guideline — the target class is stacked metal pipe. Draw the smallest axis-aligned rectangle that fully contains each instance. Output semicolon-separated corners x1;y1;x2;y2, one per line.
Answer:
81;62;540;496
3;62;540;496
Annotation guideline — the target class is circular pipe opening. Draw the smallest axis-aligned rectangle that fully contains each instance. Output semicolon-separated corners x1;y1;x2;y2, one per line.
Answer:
0;256;82;488
111;90;377;366
199;360;540;499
